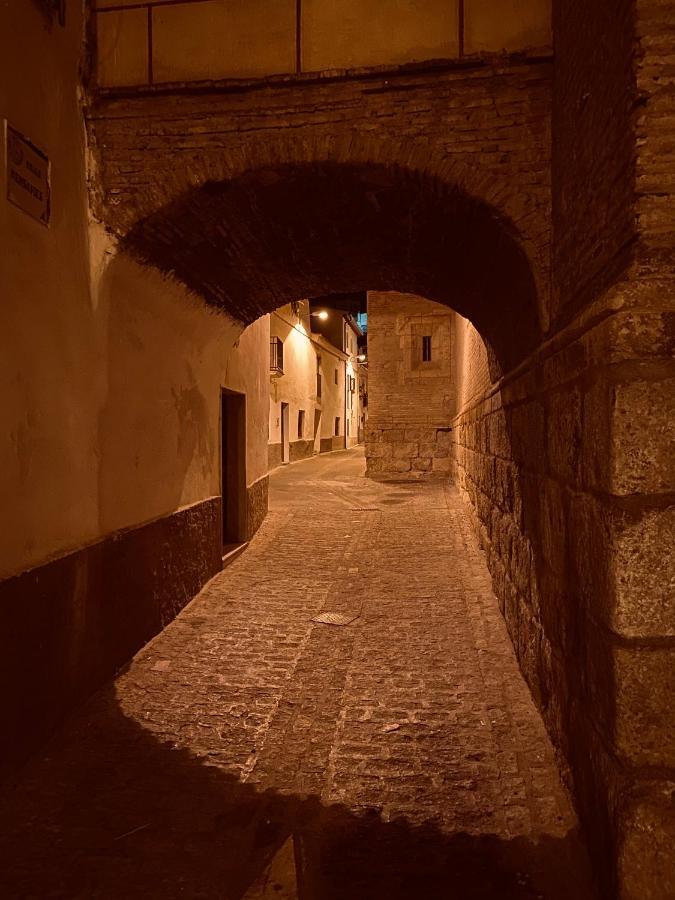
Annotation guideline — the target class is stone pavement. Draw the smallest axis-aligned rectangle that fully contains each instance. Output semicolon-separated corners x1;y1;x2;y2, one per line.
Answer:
0;448;596;899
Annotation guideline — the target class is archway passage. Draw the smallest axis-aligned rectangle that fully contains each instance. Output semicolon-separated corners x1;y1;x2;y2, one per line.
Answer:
123;162;542;377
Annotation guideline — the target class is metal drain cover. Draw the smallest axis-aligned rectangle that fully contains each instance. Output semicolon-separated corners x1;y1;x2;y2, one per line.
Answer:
312;611;360;627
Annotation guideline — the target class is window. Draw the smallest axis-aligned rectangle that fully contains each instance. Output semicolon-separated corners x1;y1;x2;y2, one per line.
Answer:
270;336;284;374
316;355;322;398
335;416;340;436
334;368;338;385
422;335;432;362
298;409;305;438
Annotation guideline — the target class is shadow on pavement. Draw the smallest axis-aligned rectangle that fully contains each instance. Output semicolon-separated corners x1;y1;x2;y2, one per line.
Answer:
0;684;598;900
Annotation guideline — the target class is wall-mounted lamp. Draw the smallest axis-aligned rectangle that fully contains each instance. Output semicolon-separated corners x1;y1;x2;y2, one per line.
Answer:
357;354;366;362
311;310;329;320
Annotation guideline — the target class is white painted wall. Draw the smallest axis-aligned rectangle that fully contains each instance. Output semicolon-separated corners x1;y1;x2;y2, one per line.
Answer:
314;335;346;446
0;2;270;580
268;303;362;459
269;302;321;453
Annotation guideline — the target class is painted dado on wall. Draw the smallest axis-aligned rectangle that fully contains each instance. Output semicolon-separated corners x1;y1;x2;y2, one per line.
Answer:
93;0;552;88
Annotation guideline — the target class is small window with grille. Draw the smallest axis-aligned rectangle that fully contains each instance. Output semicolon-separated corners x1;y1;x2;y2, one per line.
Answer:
270;336;284;374
422;335;432;362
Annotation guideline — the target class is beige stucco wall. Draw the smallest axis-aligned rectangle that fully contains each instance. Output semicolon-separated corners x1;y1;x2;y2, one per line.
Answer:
301;0;459;71
267;305;362;461
1;1;99;579
314;335;349;449
94;0;552;88
464;0;551;54
269;302;322;457
94;253;270;541
345;356;359;448
0;1;270;581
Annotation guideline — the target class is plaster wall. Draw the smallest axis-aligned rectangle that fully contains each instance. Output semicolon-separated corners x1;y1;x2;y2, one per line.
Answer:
94;254;271;542
314;335;348;453
1;2;269;582
2;232;270;582
464;0;550;54
345;356;359;449
267;304;361;464
300;0;460;71
93;0;551;89
1;0;100;580
0;0;271;776
269;302;321;466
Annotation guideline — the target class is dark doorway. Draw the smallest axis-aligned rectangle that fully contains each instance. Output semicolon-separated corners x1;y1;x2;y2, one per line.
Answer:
220;389;246;552
281;402;290;464
313;408;321;452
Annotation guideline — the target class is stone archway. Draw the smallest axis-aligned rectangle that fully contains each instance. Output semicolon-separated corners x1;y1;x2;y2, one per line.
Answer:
86;68;672;891
121;161;543;380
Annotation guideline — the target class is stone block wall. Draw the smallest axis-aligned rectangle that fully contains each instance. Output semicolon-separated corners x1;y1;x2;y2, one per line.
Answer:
366;425;454;477
366;293;457;479
453;295;674;899
546;1;675;895
551;0;636;324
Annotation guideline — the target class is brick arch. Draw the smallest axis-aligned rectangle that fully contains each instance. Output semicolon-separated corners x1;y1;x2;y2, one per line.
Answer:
122;159;543;376
104;130;548;289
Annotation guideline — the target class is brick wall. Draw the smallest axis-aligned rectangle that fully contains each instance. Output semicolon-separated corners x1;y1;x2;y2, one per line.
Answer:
551;0;636;324
87;56;551;374
366;293;456;478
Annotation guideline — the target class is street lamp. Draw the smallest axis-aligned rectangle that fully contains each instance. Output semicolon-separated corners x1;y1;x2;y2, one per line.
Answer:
311;310;329;320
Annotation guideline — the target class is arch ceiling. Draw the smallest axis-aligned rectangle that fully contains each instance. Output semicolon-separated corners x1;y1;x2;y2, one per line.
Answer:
123;162;541;376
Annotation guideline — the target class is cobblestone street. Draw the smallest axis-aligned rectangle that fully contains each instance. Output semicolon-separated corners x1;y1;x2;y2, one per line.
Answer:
0;449;596;899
